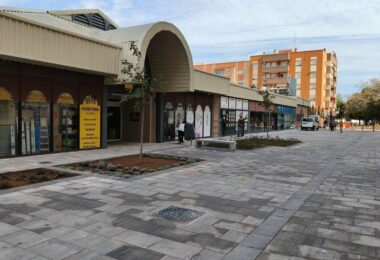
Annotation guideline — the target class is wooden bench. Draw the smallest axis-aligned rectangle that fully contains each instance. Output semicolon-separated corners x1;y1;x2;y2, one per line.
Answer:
195;139;236;151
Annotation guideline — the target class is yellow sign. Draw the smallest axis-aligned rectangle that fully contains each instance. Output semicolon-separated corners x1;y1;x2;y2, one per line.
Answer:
80;103;100;149
0;87;13;100
26;90;47;103
57;93;75;104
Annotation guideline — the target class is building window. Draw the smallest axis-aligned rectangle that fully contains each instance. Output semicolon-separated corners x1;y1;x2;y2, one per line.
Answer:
310;57;317;65
310;72;316;78
295;72;301;79
237;70;244;75
215;70;224;76
296;58;302;67
0;87;17;157
237;81;244;86
252;62;258;79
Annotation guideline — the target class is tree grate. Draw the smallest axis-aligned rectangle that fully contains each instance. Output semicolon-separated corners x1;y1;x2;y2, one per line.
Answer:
154;207;204;222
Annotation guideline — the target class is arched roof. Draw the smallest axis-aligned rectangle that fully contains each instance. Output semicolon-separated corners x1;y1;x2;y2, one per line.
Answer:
99;22;194;92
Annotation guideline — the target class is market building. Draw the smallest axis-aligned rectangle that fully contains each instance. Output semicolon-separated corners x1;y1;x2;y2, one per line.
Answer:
0;7;309;158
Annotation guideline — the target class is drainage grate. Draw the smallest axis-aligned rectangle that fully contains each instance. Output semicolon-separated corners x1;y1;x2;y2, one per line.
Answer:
38;161;52;164
154;207;204;222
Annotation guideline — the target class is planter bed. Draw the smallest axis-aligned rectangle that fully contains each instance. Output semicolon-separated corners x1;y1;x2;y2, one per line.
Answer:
236;136;301;150
0;169;77;190
63;153;202;179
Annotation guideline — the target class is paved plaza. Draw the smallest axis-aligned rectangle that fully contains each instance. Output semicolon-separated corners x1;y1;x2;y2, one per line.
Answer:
0;130;379;259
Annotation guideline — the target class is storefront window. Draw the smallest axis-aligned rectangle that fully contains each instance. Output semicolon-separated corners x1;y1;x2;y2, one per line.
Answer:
22;90;50;155
194;105;203;138
163;102;175;141
186;105;194;124
53;93;78;152
175;103;184;138
0;87;17;157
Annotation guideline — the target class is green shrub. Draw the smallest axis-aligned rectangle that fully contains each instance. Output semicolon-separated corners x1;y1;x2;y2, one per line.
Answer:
28;176;39;183
96;161;106;170
38;176;50;182
236;137;301;150
80;161;90;167
0;183;12;189
106;163;118;172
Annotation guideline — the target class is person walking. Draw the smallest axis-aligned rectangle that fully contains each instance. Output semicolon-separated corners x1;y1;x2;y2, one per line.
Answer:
237;114;245;137
184;121;195;145
221;116;227;136
178;120;185;143
339;120;344;133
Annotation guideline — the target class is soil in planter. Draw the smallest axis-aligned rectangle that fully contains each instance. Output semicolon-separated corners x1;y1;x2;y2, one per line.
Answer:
66;154;200;177
0;169;77;190
105;155;179;169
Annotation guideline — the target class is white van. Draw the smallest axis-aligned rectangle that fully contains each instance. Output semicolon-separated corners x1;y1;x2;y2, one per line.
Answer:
301;117;319;131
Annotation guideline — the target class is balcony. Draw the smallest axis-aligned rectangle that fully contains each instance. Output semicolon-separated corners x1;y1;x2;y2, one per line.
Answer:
262;53;290;62
263;77;289;85
262;65;288;73
326;78;331;85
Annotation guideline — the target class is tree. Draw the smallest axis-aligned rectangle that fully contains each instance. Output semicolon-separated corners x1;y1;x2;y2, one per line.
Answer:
120;41;165;161
258;89;275;138
336;94;346;120
346;79;380;131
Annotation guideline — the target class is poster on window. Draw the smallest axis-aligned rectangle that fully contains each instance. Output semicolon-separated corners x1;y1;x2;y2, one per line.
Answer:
175;104;184;138
80;96;100;149
229;98;236;109
195;105;203;138
186;106;194;124
203;106;211;137
243;100;249;110
236;99;243;110
221;96;228;109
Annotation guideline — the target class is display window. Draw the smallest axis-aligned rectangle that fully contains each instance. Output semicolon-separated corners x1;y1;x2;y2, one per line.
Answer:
0;87;17;157
175;103;184;138
194;105;203;138
22;90;50;155
163;102;175;141
53;93;78;152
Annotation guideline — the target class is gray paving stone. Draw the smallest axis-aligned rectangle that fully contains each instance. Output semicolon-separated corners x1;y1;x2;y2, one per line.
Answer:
241;234;273;249
113;229;162;248
0;230;49;248
26;239;81;259
0;221;20;236
107;245;164;260
290;244;342;260
149;238;202;259
223;245;261;260
0;247;37;260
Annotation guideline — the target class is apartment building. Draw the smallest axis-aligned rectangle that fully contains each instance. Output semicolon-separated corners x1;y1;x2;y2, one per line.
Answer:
195;49;338;116
194;61;250;87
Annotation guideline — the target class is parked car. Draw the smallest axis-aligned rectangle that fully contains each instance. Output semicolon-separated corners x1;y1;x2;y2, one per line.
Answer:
301;117;319;131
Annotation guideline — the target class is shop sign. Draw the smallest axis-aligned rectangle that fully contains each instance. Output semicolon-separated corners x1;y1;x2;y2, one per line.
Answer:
236;99;243;110
26;90;47;103
221;96;228;109
57;93;75;104
0;87;13;100
228;97;236;109
80;103;100;149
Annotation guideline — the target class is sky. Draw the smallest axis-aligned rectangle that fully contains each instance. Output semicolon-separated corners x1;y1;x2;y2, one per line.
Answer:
1;0;380;97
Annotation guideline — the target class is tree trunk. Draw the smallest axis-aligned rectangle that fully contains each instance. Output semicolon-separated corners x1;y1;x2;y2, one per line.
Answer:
139;102;145;162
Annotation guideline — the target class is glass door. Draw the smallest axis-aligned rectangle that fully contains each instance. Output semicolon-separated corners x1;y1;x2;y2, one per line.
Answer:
107;105;121;141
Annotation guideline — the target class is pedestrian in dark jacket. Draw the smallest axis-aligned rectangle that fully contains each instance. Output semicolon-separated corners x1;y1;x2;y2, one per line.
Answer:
221;116;227;136
184;122;195;142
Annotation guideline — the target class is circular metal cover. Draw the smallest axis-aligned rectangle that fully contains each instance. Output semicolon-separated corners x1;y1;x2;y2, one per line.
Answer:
155;207;203;222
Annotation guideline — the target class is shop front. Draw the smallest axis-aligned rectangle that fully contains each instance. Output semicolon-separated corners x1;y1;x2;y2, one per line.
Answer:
0;60;104;158
159;92;212;142
219;96;249;136
249;101;277;133
277;106;296;130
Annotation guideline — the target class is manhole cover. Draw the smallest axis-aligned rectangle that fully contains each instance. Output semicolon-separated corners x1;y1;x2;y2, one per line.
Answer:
154;207;204;222
38;161;52;164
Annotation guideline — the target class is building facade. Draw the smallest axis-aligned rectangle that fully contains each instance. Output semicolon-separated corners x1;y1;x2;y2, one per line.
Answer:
195;49;338;117
0;7;309;158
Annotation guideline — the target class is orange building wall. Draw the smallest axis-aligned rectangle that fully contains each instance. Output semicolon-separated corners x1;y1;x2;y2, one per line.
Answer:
249;55;263;88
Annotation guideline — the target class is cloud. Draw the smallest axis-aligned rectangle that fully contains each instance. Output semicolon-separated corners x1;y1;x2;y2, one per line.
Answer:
1;0;379;96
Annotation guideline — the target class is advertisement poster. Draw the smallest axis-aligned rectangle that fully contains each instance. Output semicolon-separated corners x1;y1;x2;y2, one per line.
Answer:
203;106;211;137
229;97;236;109
186;105;194;124
80;103;100;149
236;99;243;110
243;100;249;110
195;105;203;138
221;96;228;109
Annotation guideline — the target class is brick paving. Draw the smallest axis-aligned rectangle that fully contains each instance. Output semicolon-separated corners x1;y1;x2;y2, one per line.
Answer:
0;130;379;259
